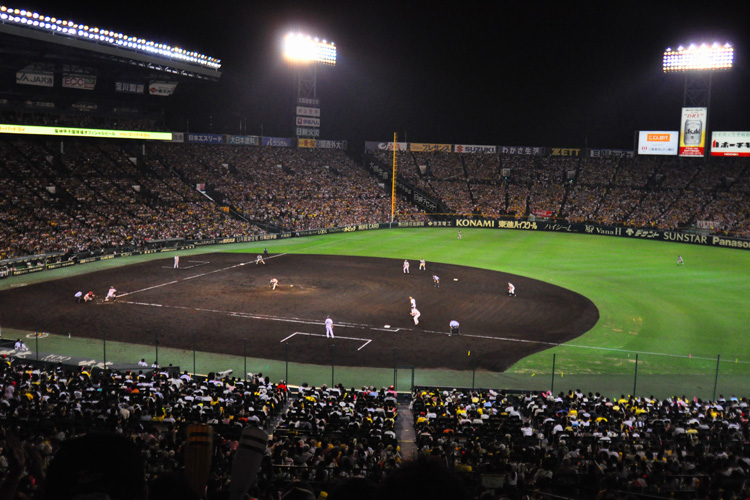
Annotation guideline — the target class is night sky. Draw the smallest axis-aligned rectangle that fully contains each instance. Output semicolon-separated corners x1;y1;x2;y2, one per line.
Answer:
15;0;750;149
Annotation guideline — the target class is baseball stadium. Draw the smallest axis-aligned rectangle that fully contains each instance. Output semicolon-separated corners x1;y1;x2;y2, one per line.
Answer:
0;3;749;499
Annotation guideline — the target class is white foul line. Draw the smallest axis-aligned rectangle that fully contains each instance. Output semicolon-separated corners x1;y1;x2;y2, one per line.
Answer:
117;281;179;297
116;300;373;330
118;253;288;296
111;299;710;361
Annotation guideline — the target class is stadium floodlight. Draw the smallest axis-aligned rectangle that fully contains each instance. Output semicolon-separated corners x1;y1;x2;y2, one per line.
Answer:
283;32;336;66
0;4;221;70
663;42;734;72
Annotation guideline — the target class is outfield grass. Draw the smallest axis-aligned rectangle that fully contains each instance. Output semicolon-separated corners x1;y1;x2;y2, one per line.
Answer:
3;227;749;397
225;227;750;376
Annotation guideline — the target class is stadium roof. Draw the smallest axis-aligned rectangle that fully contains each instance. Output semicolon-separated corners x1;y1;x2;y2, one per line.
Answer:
0;6;221;81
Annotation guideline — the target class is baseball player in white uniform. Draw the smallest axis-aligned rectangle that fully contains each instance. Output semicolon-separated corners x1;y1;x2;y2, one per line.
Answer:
174;255;180;269
270;278;279;290
105;286;117;302
403;260;410;274
325;316;334;338
508;282;516;297
409;296;416;310
410;307;421;325
256;255;265;265
419;258;426;271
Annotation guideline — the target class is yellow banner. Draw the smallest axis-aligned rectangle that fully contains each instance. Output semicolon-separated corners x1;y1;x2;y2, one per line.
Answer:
0;124;172;141
298;138;317;148
409;143;452;152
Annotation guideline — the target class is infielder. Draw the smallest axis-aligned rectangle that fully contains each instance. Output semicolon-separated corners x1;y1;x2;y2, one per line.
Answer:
403;260;410;274
450;319;460;336
508;282;516;297
325;316;334;338
270;278;279;290
409;296;416;310
174;255;180;269
255;255;265;265
433;275;440;288
410;307;421;325
419;258;426;271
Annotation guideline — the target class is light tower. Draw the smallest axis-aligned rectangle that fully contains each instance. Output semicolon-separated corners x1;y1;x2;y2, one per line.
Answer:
283;32;337;141
663;43;734;157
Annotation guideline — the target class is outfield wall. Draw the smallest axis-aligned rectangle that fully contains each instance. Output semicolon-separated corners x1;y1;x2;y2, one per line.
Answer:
3;219;748;278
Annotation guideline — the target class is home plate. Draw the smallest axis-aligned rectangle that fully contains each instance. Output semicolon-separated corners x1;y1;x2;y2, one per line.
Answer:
453;278;458;281
384;325;391;328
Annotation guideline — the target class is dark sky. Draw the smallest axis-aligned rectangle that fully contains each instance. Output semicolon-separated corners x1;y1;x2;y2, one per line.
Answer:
16;0;750;149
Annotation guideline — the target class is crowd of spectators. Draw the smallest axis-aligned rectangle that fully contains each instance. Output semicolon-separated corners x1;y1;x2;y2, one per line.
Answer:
150;144;429;232
3;352;750;499
0;138;263;261
375;150;750;238
412;386;750;499
267;383;401;484
0;354;412;500
0;356;290;500
3;136;750;263
0;138;431;261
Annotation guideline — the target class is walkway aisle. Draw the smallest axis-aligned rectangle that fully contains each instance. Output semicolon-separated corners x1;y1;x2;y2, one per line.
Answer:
396;402;418;461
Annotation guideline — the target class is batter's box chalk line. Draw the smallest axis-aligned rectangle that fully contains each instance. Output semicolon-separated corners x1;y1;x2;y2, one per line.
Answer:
279;332;372;351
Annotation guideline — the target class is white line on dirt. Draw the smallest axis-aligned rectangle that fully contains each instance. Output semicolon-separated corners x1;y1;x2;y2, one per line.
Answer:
119;253;288;295
279;332;372;351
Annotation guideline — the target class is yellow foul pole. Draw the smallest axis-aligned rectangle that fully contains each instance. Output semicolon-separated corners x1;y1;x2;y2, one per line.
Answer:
391;132;397;223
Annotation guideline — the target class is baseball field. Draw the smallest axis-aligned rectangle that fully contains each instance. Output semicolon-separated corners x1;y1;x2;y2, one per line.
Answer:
1;227;749;398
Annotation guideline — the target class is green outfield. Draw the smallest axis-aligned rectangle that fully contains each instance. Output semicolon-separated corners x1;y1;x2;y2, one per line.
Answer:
3;227;749;398
255;228;750;372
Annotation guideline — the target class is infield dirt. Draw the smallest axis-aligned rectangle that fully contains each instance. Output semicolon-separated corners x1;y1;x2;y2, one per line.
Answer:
0;253;599;371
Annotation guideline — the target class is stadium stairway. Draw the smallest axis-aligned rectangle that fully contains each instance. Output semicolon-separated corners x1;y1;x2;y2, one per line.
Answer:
396;402;418;460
